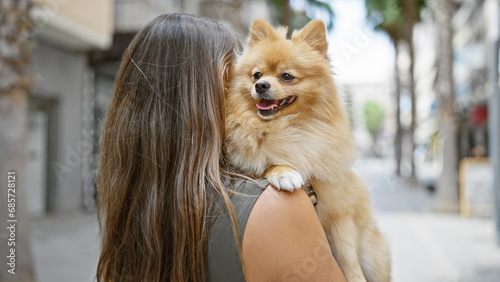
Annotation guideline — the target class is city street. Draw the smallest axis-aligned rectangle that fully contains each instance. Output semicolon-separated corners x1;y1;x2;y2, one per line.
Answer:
1;0;499;281
355;159;500;282
30;158;500;282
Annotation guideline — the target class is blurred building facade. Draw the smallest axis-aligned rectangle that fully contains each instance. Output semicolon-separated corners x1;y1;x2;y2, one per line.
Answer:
450;0;496;217
412;0;498;216
453;0;490;159
27;0;114;216
26;0;272;216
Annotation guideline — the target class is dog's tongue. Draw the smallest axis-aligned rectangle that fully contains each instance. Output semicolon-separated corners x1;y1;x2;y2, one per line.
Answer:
256;99;279;110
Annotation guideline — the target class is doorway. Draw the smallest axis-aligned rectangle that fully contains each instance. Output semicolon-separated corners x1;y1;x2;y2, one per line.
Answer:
26;96;58;217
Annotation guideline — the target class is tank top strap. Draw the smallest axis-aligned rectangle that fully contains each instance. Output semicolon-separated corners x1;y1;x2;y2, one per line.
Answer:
207;178;269;281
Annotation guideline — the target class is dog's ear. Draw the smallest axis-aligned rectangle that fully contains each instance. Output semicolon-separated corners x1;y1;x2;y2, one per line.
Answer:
249;19;276;46
292;20;328;58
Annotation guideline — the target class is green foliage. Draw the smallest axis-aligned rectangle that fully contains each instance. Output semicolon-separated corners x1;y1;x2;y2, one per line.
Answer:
306;0;335;30
363;101;384;134
364;0;427;42
365;0;403;40
270;0;334;32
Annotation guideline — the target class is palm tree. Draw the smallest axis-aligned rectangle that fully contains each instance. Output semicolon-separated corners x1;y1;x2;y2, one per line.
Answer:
366;0;405;176
0;1;35;281
365;0;426;179
403;0;422;181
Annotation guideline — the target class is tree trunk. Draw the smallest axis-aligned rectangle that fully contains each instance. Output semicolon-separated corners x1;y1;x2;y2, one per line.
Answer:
393;40;403;176
0;1;35;280
409;35;417;181
282;0;291;27
403;0;417;181
433;0;459;211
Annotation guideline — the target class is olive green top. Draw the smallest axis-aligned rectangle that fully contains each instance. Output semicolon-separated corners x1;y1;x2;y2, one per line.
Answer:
207;178;269;282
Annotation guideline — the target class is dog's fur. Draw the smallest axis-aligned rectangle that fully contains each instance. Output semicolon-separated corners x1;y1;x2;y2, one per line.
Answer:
225;19;391;281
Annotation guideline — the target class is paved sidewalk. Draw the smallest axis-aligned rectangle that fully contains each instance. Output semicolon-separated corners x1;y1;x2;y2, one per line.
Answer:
379;212;500;282
355;158;500;282
31;211;99;282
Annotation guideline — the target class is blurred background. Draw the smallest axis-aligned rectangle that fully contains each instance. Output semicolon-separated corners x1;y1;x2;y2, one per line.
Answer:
0;0;499;281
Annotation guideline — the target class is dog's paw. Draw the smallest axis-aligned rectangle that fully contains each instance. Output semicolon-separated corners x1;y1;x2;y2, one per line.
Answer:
265;165;304;192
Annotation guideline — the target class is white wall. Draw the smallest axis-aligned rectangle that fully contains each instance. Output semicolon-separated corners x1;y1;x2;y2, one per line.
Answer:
114;0;184;33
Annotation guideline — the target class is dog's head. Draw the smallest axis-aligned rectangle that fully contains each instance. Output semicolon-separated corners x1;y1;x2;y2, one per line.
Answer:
233;19;333;120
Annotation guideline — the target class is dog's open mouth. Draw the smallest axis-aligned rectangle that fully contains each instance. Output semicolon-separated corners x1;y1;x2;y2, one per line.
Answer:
256;95;297;117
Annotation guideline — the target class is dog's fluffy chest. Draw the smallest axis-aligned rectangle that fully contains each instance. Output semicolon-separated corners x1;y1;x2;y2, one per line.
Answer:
226;113;353;182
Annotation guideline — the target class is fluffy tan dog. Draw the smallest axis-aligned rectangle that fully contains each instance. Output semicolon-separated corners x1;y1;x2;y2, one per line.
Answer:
225;19;391;281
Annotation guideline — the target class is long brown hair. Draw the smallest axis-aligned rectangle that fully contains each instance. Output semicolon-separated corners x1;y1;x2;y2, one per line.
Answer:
96;14;240;281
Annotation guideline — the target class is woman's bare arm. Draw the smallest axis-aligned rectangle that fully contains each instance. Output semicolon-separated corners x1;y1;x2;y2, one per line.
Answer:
242;185;346;282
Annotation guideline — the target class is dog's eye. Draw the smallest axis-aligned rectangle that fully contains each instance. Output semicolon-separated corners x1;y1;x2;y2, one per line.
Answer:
253;72;262;80
281;73;294;81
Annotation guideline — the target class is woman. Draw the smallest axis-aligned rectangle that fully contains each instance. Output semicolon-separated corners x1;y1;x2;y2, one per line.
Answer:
97;13;345;281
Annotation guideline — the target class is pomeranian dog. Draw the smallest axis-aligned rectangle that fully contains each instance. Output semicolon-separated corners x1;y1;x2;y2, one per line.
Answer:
225;19;391;281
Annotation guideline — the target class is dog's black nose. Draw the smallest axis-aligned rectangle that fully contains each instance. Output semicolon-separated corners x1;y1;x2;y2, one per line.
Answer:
255;81;271;94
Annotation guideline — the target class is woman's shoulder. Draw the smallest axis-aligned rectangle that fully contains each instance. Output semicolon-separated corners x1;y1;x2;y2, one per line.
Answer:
242;186;346;281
